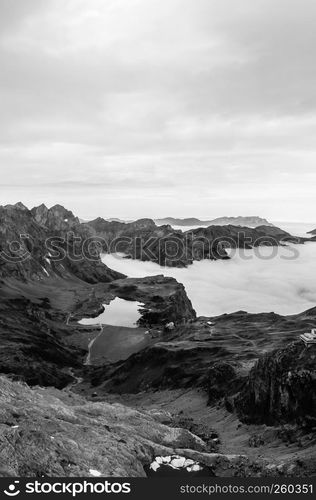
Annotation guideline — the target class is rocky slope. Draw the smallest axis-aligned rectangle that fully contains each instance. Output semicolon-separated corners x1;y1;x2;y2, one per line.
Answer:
79;308;316;397
0;293;82;388
0;375;264;477
235;341;316;428
0;203;123;283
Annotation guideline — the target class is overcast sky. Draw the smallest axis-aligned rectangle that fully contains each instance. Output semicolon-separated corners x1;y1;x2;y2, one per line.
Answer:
0;0;315;221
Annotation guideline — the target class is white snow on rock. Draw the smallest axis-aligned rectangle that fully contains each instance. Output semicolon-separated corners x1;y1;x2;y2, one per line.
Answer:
184;459;195;467
149;455;203;473
171;457;186;468
149;461;160;472
89;469;102;477
187;464;202;472
41;266;49;277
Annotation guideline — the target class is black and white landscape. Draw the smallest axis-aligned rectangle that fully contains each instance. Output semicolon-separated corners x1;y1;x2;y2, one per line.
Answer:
0;0;316;479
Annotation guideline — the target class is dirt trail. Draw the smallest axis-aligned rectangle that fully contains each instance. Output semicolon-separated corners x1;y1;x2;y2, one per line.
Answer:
84;326;103;366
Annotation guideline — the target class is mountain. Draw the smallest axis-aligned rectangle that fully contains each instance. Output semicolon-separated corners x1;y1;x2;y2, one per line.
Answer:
105;217;132;223
83;217;306;268
1;202;316;477
0;202;126;388
155;216;274;228
0;203;122;283
0;203;195;387
155;217;207;226
307;228;316;235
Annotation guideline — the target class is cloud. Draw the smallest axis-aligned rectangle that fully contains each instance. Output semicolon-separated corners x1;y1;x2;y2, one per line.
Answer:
102;240;316;316
0;0;315;220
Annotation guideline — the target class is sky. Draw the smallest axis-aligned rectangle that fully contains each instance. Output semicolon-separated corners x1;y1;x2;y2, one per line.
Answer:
0;0;315;221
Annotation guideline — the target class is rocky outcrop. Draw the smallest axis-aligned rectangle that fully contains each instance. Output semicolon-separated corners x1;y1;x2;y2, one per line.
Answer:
235;342;316;427
107;275;196;326
207;362;243;404
185;224;305;254
0;203;124;283
0;296;82;388
87;342;227;394
0;375;255;477
31;203;80;232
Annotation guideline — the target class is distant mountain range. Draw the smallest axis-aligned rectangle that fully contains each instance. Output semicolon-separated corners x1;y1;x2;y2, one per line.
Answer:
154;216;274;228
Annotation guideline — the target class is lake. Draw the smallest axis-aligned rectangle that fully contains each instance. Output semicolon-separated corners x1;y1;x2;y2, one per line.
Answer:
79;297;143;327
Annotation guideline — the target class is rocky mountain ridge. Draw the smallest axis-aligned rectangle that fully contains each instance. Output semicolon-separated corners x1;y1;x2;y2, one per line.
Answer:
0;203;123;283
155;216;274;227
1;203;310;271
85;215;306;267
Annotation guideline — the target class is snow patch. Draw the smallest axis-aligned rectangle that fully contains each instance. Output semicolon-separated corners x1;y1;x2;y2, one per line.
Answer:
89;469;102;477
42;267;49;277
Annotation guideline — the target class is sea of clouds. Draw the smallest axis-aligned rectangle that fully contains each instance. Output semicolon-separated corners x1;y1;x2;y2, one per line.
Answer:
102;222;316;317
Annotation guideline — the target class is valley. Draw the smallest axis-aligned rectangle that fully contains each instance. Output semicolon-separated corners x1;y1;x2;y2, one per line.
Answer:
0;202;315;477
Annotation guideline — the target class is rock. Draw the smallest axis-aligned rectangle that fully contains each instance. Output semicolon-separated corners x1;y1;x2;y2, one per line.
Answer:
235;342;316;427
0;296;82;388
0;375;248;477
171;457;186;468
109;275;196;326
165;322;175;330
207;361;242;404
0;203;124;283
150;462;160;472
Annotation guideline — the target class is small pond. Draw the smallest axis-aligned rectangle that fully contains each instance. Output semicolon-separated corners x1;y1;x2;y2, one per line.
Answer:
79;297;143;328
